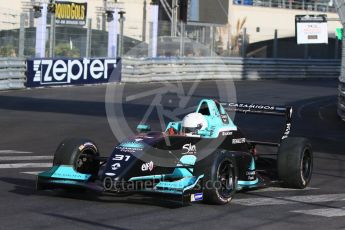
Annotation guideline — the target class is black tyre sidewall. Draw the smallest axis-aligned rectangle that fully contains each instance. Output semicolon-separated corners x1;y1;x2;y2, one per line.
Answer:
278;137;313;189
197;150;238;205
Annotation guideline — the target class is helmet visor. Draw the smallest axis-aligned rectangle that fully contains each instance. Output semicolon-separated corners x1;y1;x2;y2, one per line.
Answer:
183;127;199;134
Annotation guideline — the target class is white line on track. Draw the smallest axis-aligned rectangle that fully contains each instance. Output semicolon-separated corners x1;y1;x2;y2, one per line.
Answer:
0;150;33;154
0;156;53;161
291;207;345;217
21;171;43;175
0;163;52;169
318;102;335;121
297;98;333;119
233;194;345;206
246;187;318;193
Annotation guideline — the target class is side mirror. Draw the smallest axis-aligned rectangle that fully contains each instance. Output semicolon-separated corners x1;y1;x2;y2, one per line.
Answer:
137;124;151;133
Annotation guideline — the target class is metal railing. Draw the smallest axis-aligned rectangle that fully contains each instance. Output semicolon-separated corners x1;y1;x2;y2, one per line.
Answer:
122;57;341;82
234;0;337;13
0;58;26;90
0;56;341;90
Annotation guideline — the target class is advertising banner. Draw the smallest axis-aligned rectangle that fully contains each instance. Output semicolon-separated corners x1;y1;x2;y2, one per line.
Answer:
55;1;87;26
295;15;328;44
187;0;229;25
26;58;121;87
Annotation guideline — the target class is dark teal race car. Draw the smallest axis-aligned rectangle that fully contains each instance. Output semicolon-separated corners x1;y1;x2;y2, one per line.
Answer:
37;99;313;205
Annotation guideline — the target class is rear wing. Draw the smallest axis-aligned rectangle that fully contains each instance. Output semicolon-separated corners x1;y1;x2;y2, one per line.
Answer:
219;102;293;143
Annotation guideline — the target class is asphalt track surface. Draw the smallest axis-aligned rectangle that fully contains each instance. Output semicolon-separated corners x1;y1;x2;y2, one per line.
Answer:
0;79;345;230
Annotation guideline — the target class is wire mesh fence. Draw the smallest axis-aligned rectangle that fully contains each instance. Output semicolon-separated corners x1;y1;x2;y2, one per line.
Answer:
0;0;341;59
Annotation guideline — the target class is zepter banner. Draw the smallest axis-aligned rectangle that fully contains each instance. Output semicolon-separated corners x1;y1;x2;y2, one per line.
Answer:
26;58;121;87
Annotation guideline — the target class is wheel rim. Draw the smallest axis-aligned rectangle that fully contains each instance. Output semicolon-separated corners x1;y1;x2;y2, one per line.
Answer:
217;160;234;199
75;149;97;174
301;150;312;181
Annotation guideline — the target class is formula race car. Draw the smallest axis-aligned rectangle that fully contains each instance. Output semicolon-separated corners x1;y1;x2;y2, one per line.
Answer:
37;99;313;205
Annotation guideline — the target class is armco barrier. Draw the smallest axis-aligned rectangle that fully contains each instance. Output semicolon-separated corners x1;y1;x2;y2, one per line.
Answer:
0;57;341;90
0;58;26;90
122;57;341;83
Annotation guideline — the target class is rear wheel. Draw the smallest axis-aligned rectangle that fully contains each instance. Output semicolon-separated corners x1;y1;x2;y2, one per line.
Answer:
196;151;237;205
53;138;100;179
277;137;313;189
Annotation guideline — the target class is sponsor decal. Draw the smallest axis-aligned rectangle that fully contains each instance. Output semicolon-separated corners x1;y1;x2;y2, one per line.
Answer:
182;143;197;155
111;163;121;171
115;146;143;153
105;172;116;176
228;103;275;111
78;142;96;151
191;193;203;202
112;154;131;161
232;138;246;144
282;123;291;140
55;1;87;26
222;131;233;136
119;141;144;149
221;114;229;124
26;58;121;87
141;161;154;172
246;171;256;180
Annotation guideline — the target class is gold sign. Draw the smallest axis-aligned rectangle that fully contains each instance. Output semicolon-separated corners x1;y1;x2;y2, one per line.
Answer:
55;1;87;26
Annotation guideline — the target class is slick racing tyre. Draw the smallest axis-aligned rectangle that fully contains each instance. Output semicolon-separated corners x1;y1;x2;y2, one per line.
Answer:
195;150;238;205
53;138;100;178
277;137;313;189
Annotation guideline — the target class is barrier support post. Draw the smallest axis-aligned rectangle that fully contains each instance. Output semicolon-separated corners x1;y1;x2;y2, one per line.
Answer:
273;29;278;58
108;10;119;58
241;27;247;58
149;3;159;58
86;18;92;58
19;13;25;57
180;21;185;56
49;11;56;58
35;3;48;58
118;11;126;57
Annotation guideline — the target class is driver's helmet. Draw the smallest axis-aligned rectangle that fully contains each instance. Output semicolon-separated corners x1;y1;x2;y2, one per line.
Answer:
182;112;208;135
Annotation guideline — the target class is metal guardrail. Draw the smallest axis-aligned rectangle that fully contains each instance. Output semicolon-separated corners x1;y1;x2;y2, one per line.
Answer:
0;58;26;90
122;57;341;83
0;57;341;91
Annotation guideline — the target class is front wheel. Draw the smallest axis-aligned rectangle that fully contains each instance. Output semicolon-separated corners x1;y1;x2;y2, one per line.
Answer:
53;138;100;179
196;151;238;205
277;137;313;189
